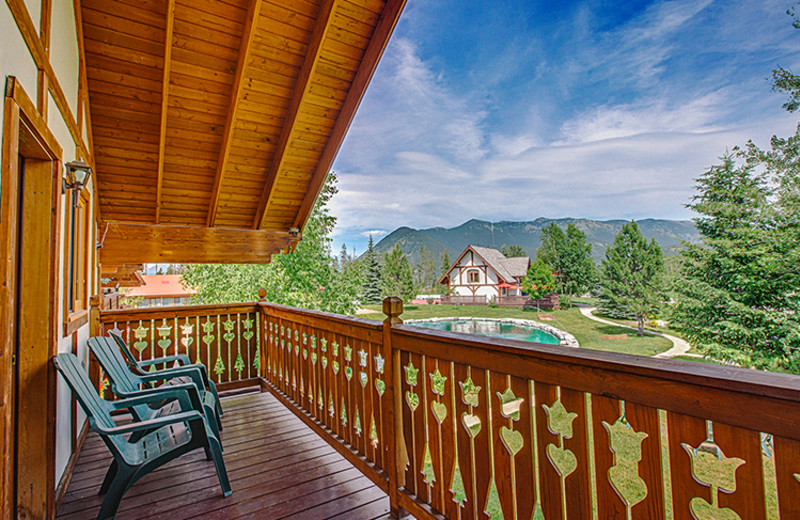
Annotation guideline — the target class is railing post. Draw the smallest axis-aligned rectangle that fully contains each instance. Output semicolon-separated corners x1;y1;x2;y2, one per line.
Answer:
382;296;406;518
89;295;101;389
257;288;267;380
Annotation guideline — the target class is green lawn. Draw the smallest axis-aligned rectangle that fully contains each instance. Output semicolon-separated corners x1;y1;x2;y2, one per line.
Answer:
358;304;672;357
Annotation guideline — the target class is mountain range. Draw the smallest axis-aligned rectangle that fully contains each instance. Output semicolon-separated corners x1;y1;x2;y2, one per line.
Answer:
373;218;699;264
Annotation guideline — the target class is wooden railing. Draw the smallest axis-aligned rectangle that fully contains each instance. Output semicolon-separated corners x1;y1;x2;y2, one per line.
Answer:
259;297;800;520
441;295;488;305
97;302;261;390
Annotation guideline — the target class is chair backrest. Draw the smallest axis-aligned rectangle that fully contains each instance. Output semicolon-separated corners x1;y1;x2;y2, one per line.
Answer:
108;331;142;372
53;353;116;431
87;336;142;395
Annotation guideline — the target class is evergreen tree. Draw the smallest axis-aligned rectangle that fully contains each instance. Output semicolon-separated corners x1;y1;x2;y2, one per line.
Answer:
361;235;382;304
440;250;451;276
600;222;665;336
380;244;415;301
561;224;596;304
670;150;800;371
501;244;527;257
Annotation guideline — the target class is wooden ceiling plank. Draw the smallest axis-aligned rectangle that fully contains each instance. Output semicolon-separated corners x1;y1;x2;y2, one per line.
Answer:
155;0;176;224
292;0;406;231
207;0;264;227
253;0;339;230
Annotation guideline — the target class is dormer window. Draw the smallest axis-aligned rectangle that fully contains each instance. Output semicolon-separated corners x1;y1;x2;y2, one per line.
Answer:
467;269;480;283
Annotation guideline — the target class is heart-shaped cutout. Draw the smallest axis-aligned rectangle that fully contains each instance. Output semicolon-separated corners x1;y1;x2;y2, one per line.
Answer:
547;444;577;477
333;361;340;374
180;336;194;348
406;391;420;411
431;401;447;423
223;332;235;343
134;340;148;352
243;331;254;341
359;371;368;388
375;379;386;396
461;413;481;437
500;426;524;456
157;339;171;350
345;366;353;380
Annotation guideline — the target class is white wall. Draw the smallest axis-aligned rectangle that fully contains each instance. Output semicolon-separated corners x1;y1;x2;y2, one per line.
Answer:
449;251;501;300
2;0;93;490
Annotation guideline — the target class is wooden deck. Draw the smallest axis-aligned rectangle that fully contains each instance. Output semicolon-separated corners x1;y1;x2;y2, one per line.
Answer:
56;391;393;520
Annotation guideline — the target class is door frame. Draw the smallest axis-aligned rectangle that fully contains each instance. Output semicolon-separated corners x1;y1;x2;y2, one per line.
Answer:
1;76;63;520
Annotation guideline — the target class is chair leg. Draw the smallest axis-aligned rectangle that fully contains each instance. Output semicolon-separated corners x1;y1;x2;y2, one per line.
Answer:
207;435;232;497
204;404;223;446
98;459;118;495
208;380;223;417
96;466;136;520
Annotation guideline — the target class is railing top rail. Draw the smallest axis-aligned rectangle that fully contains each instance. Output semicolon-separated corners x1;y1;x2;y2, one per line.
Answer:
394;323;800;403
258;301;383;331
99;302;260;322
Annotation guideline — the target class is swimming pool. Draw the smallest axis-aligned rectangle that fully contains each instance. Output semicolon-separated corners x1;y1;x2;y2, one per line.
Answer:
407;318;567;346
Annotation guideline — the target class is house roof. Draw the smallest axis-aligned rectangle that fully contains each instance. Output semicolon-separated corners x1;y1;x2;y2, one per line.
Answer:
439;245;530;284
124;275;196;298
85;0;407;264
470;246;529;282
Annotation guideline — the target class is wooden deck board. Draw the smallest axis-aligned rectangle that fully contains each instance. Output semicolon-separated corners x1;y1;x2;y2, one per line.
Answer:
56;391;392;520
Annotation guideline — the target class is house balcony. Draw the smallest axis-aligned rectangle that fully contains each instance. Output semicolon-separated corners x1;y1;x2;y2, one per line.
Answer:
59;297;800;519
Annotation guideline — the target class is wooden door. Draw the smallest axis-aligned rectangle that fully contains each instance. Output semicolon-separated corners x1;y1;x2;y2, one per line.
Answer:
2;84;63;520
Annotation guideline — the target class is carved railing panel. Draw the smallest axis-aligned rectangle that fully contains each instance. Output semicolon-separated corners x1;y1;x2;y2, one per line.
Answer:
255;301;800;520
99;303;260;387
260;303;388;485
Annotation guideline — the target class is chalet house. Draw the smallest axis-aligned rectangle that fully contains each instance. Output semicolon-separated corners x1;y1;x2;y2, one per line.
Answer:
2;0;799;518
438;245;530;304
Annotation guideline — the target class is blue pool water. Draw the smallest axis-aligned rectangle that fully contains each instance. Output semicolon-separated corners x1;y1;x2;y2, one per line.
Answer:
411;319;561;345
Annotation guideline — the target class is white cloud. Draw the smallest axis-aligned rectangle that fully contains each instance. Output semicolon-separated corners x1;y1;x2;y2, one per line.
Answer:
330;0;800;255
360;230;389;238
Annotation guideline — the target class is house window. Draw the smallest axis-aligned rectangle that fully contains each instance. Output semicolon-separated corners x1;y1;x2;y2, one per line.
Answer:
467;269;480;283
64;189;90;334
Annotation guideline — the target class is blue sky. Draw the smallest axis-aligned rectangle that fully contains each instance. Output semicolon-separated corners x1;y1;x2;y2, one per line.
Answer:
329;0;800;255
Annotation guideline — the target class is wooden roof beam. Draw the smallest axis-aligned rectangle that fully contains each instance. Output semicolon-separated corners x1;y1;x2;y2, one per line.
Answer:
253;0;339;230
206;0;263;227
100;222;298;264
291;0;408;232
155;0;176;224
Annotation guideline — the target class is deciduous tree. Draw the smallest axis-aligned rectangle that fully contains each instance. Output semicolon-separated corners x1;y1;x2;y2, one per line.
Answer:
380;244;415;301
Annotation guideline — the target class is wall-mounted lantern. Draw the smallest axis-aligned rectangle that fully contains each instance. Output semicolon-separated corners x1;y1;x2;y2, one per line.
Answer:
63;158;93;193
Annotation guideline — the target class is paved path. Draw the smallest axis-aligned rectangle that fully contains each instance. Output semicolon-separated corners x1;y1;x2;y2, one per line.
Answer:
578;306;694;359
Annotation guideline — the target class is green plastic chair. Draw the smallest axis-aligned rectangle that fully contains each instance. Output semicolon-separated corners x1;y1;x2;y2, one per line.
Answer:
54;353;231;520
108;331;223;418
87;336;222;441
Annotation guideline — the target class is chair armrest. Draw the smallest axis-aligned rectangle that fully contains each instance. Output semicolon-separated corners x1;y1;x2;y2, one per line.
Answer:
98;410;204;436
138;354;193;367
139;366;207;391
110;383;203;414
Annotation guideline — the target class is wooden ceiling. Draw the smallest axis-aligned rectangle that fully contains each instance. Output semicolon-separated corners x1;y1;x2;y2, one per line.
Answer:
82;0;405;263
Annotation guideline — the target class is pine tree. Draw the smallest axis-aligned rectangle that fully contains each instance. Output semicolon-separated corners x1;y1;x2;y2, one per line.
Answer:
361;235;382;304
600;222;665;336
440;250;451;276
380;244;414;301
670;151;800;371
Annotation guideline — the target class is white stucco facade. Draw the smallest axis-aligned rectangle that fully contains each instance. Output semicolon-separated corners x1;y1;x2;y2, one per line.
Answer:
2;0;94;492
